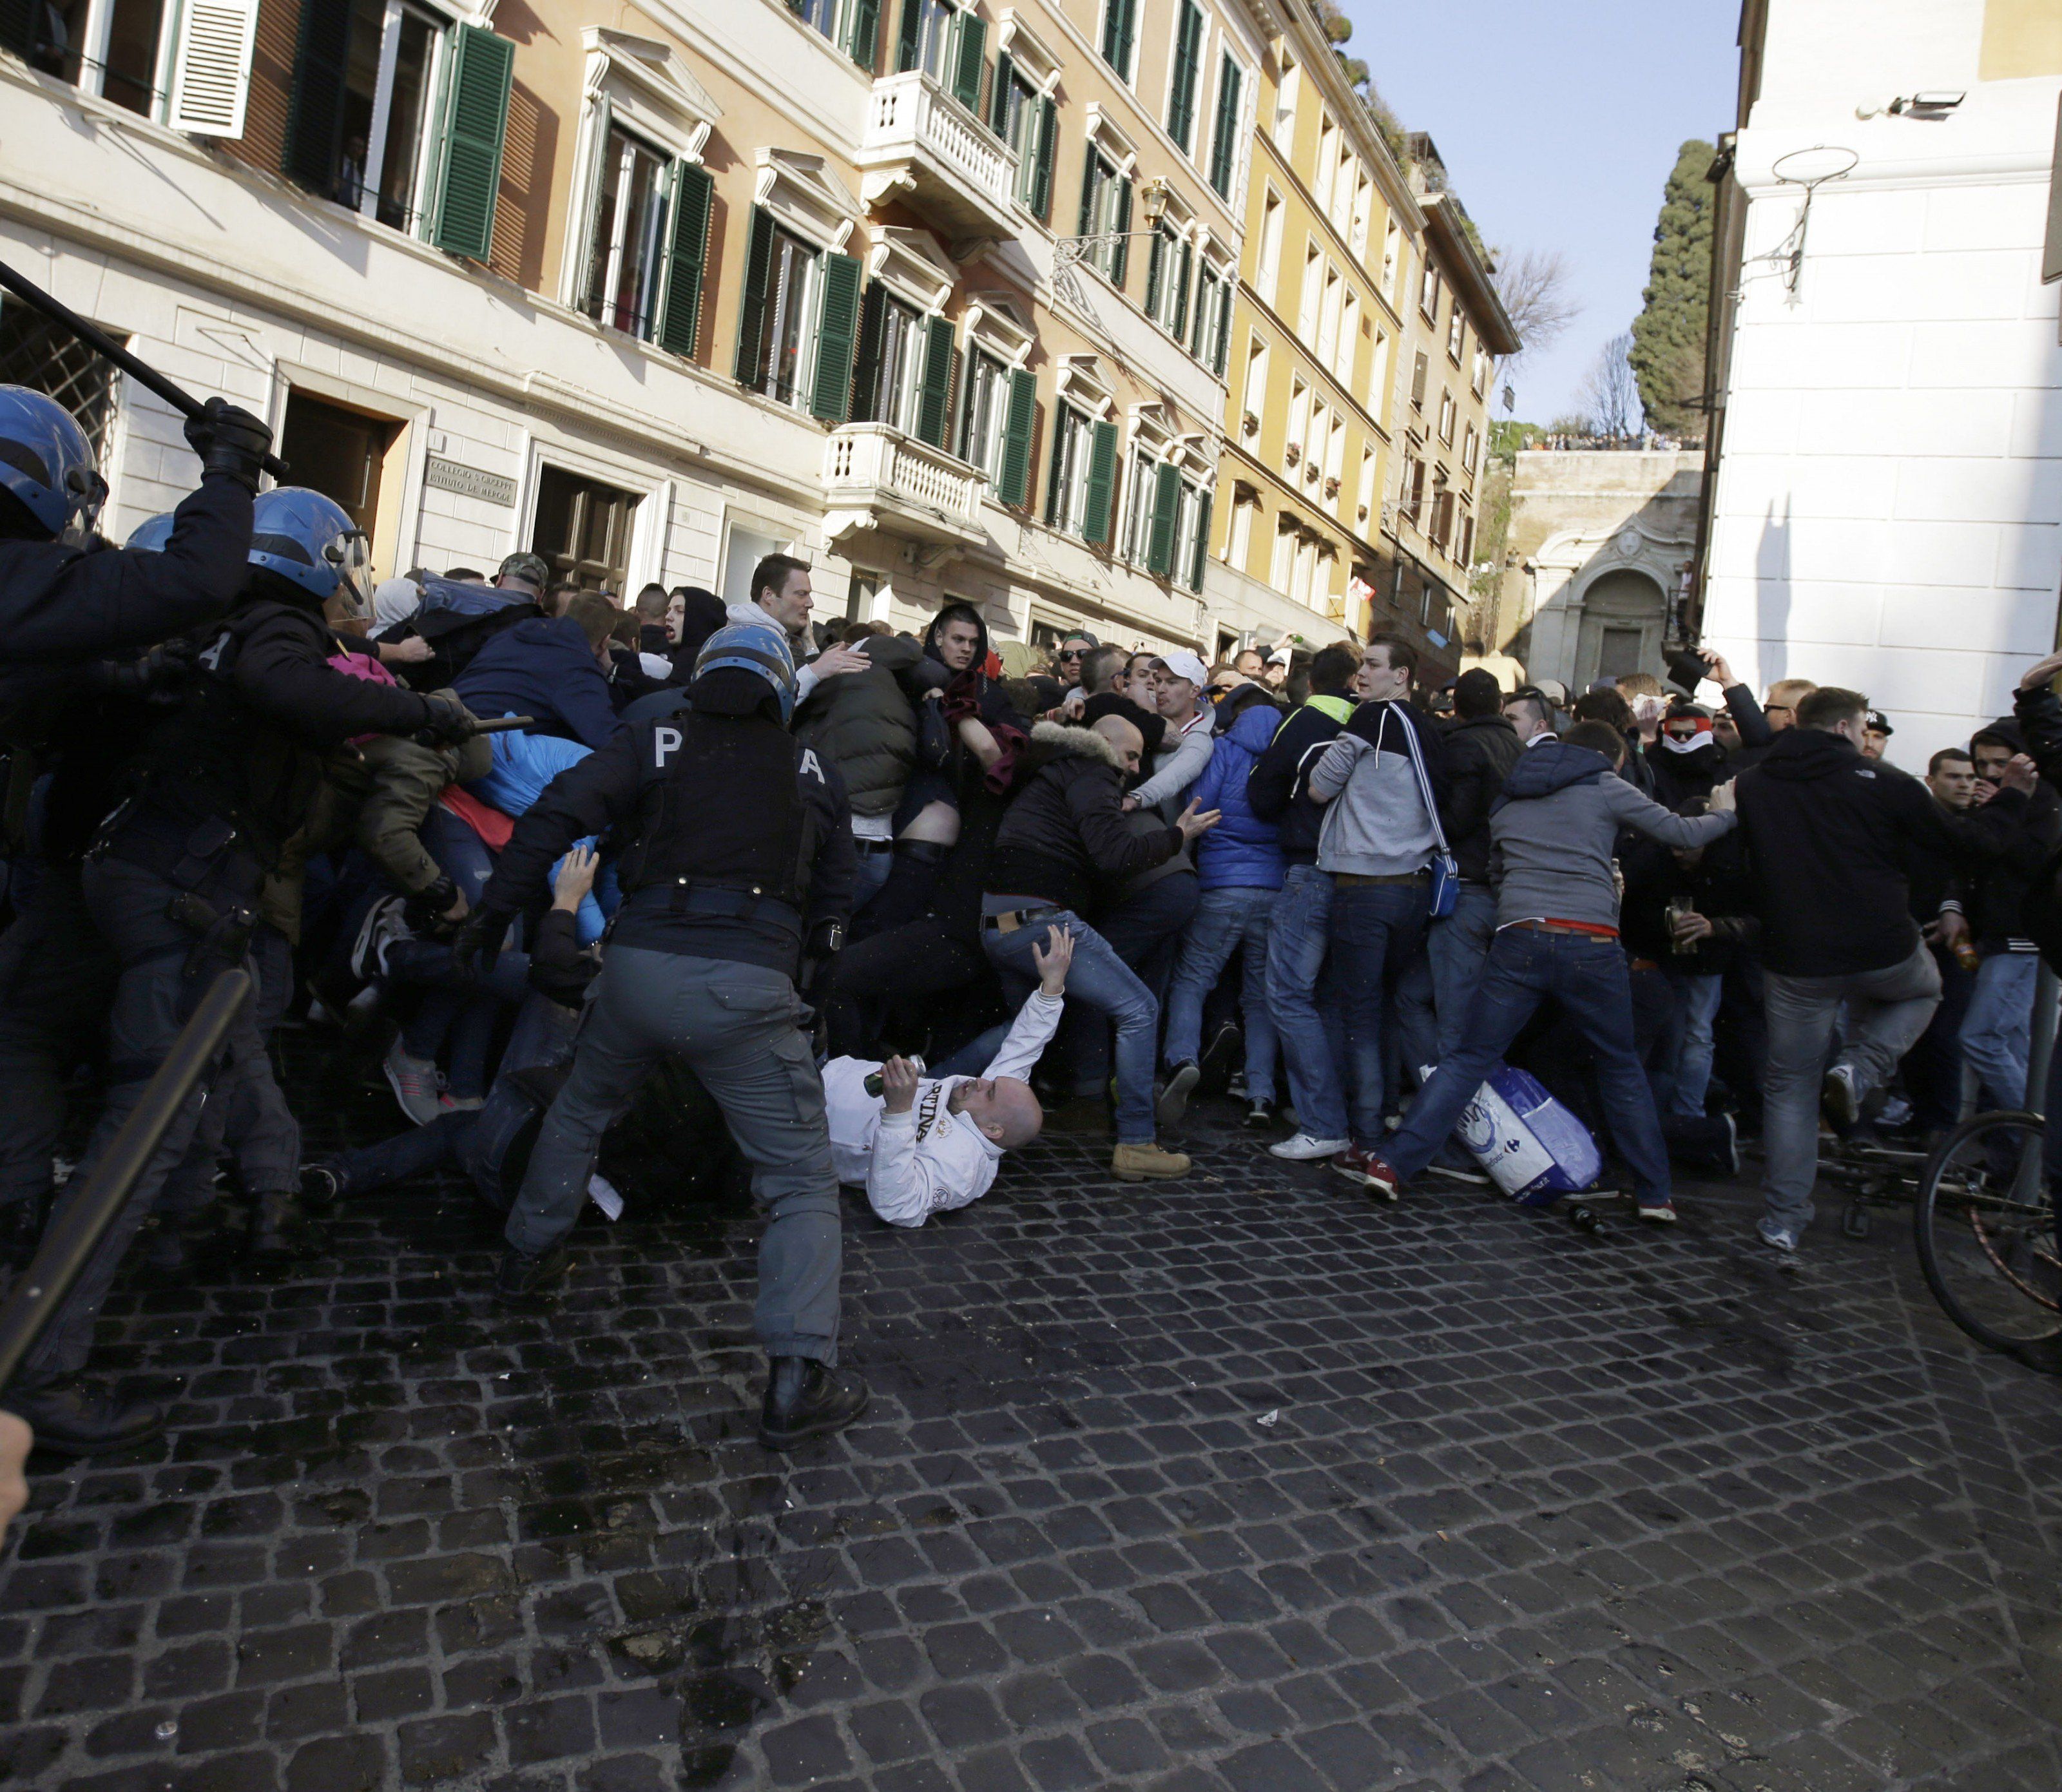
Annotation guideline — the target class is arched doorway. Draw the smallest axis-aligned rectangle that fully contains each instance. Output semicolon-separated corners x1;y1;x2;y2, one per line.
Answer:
1574;568;1667;688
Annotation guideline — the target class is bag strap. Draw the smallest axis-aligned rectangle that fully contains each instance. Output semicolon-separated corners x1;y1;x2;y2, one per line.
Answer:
1395;708;1452;856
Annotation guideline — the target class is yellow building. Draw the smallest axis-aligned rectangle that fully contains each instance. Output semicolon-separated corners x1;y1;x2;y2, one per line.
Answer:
1383;135;1518;677
1205;8;1420;664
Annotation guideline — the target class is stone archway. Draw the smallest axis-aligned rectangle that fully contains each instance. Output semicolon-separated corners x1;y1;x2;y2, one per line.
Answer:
1524;518;1691;691
1572;568;1668;689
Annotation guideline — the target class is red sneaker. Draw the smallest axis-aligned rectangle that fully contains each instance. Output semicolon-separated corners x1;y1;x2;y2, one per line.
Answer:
1332;1146;1400;1201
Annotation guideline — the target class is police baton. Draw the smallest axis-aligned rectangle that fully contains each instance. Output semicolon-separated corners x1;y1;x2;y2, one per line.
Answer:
469;717;537;734
0;969;251;1396
0;258;291;481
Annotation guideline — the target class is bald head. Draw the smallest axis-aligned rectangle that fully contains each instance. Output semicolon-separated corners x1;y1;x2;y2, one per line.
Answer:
949;1075;1044;1148
1091;714;1144;775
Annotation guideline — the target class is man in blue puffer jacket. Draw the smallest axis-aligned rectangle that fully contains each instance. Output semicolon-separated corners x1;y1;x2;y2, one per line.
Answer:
1158;678;1289;1128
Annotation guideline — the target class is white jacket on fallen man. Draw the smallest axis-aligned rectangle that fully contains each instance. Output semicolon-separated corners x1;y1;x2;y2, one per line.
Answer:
822;927;1074;1227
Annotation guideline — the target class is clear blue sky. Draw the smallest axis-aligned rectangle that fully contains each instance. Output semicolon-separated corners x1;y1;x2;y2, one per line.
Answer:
1340;0;1743;424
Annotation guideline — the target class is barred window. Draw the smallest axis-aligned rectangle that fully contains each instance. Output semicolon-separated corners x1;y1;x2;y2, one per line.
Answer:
0;295;121;468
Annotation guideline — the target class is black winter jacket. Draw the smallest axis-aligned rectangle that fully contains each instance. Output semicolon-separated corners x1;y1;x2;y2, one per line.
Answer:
985;720;1180;912
1438;711;1521;883
0;470;250;667
1245;694;1353;866
1736;728;2030;977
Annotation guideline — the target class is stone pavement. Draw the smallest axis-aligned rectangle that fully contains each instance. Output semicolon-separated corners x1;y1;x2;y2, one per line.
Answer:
1;1052;2058;1792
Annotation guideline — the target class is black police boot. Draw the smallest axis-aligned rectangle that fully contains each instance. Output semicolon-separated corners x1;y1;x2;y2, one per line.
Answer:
8;1376;168;1457
247;1188;322;1259
758;1357;869;1450
496;1242;570;1300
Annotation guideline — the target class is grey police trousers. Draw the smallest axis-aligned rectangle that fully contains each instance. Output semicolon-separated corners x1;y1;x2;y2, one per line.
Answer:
505;947;843;1363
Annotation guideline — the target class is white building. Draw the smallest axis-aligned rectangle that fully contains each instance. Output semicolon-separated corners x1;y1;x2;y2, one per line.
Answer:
1699;0;2062;764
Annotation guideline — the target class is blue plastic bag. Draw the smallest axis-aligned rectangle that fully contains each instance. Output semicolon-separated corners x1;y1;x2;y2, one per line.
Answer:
1453;1064;1604;1204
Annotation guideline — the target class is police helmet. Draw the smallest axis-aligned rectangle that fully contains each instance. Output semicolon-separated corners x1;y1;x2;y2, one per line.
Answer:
693;617;798;724
124;511;177;554
248;487;371;611
0;385;106;538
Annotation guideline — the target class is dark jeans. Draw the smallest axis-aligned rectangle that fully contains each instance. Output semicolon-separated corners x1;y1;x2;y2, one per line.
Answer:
1905;947;1974;1133
1386;927;1673;1203
819;918;987;1062
1330;878;1431;1149
407;809;503;1097
1266;865;1345;1140
1067;874;1197;1101
1628;962;1744;1174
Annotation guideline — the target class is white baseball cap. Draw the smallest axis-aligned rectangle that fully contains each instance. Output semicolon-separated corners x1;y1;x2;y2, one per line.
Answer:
1154;648;1209;688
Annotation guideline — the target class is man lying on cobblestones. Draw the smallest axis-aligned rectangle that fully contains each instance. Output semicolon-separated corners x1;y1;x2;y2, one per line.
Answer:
826;925;1073;1227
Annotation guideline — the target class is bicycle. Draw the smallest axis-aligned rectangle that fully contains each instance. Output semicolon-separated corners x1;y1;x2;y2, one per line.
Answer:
1913;1109;2062;1369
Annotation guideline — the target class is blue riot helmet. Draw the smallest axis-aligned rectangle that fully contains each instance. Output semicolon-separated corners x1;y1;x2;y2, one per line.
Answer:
693;617;798;724
0;384;106;539
247;486;371;613
124;511;177;554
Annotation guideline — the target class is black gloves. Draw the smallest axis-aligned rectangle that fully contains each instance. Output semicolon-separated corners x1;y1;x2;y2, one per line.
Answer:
88;637;195;698
415;695;477;747
404;876;463;935
452;910;509;981
183;399;274;495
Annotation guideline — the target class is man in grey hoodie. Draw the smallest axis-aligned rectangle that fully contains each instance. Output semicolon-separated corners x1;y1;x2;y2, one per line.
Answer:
1345;709;1736;1222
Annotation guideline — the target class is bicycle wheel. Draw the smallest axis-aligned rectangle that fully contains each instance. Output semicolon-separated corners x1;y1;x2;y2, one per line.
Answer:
1914;1110;2062;1358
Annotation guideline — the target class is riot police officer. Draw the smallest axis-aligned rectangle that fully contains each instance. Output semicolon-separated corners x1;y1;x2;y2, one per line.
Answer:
458;617;863;1450
5;488;472;1455
0;385;271;664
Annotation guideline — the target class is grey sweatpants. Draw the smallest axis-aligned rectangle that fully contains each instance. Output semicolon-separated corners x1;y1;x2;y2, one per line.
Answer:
1762;940;1942;1233
505;947;843;1363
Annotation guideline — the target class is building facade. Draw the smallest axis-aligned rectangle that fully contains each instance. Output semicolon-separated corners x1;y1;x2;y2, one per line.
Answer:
1697;0;2062;762
2;0;1284;662
1378;135;1516;681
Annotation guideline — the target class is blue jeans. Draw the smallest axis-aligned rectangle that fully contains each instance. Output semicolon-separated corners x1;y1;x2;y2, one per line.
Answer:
1331;878;1431;1150
1666;970;1725;1116
983;911;1158;1143
1266;865;1345;1140
1427;883;1498;1058
1163;887;1279;1103
1385;928;1673;1203
1961;951;2038;1113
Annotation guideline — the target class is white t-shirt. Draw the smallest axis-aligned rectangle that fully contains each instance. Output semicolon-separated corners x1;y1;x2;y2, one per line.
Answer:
823;990;1065;1227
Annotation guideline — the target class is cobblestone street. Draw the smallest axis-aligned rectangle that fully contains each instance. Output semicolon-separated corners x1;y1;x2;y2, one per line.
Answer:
1;1045;2057;1792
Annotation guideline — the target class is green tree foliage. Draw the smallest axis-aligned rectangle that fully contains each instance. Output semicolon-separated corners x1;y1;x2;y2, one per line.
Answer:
1628;140;1717;441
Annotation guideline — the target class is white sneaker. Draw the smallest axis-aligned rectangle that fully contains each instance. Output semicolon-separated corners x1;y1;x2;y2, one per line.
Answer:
1821;1063;1861;1131
383;1037;443;1126
351;895;413;982
1269;1132;1351;1161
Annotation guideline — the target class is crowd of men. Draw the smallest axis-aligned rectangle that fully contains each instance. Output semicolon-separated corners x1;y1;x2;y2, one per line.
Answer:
2;375;2061;1487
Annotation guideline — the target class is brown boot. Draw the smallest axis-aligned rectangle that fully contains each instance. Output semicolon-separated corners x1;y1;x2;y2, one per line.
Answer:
1112;1141;1190;1181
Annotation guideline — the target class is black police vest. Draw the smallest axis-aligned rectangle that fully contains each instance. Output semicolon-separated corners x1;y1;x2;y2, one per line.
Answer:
117;604;325;872
618;711;814;912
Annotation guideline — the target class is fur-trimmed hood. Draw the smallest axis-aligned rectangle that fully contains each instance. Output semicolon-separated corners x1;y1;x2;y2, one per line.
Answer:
1026;717;1129;770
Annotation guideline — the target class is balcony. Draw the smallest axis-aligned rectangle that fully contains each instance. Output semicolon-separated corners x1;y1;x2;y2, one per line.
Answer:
856;70;1020;240
822;423;990;552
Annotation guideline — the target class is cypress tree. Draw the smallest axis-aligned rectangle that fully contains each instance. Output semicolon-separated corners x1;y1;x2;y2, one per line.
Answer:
1628;140;1717;441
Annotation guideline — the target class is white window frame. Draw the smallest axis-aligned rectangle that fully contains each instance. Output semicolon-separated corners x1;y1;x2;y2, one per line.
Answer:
584;120;675;342
1356;444;1378;531
1052;405;1097;537
1241;330;1269;431
1336;289;1359;389
1381;218;1401;300
1448;307;1465;361
959;347;1012;487
1296;238;1322;338
1272;51;1299;149
1257;188;1285;309
560;29;722;311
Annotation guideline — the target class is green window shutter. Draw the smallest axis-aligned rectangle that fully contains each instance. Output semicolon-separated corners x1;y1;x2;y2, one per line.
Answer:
845;0;881;70
1101;0;1135;78
1031;97;1057;222
849;285;889;423
916;316;955;446
1188;489;1212;590
999;367;1037;505
951;14;985;111
1110;178;1132;289
655;161;714;357
1144;231;1164;321
733;206;776;383
284;0;353;191
428;25;514;260
811;251;864;423
896;0;921;73
1190;267;1213;358
1147;463;1180;575
1209;55;1242;197
1173;242;1193;340
988;50;1014;134
1084;419;1118;546
1045;409;1069;524
576;96;614;311
1167;2;1202;148
1213;285;1231;376
1077;154;1099;240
